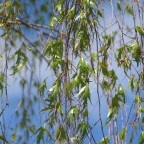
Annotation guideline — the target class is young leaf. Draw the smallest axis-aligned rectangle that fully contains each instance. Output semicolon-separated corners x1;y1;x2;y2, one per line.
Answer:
68;106;79;118
125;4;133;15
119;128;126;141
78;85;87;96
118;85;125;97
49;17;57;27
135;26;144;35
99;137;110;144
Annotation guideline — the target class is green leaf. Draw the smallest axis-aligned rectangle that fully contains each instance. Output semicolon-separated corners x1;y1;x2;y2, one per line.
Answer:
49;17;57;27
125;4;133;15
5;1;12;11
119;128;126;141
41;5;47;12
100;62;108;76
139;131;144;144
35;126;50;143
97;9;103;17
132;42;141;66
99;137;110;144
0;23;4;28
55;4;62;12
10;49;28;75
99;46;108;53
134;95;140;103
13;1;21;8
140;117;144;124
77;121;91;139
0;82;4;93
39;80;47;95
106;106;119;125
68;106;79;118
130;132;134;144
0;55;3;60
70;137;78;142
78;85;87;96
117;2;121;11
0;134;8;143
0;76;4;82
67;6;75;19
48;85;56;92
101;80;110;91
139;108;144;113
91;52;97;60
40;105;55;112
112;95;121;107
135;26;144;35
56;125;66;143
13;1;21;13
45;39;63;59
81;84;91;106
118;85;125;97
11;133;17;141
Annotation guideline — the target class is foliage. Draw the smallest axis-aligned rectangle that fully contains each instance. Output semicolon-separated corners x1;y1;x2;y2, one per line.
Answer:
0;0;144;143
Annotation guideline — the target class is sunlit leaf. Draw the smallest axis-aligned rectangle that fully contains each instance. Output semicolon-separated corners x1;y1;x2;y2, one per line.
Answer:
139;131;144;144
49;17;57;27
0;55;3;60
0;23;4;28
0;76;4;82
99;137;110;144
119;128;126;141
5;1;12;11
78;85;87;96
118;85;125;97
68;106;79;118
135;26;144;35
100;62;108;76
132;42;141;66
11;133;17;141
